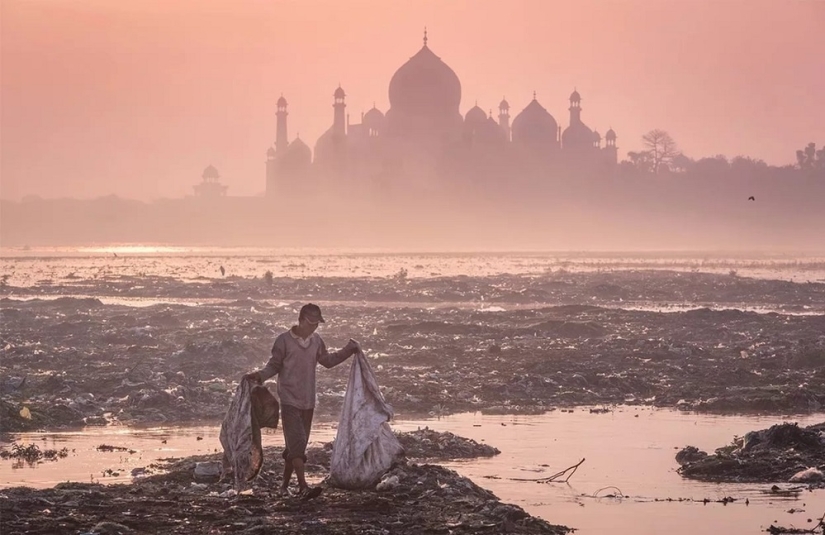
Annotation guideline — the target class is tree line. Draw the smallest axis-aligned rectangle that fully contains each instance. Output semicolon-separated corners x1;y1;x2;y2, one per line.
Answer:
620;129;824;178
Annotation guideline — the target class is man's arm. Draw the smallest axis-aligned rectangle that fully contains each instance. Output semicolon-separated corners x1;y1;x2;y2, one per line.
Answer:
250;337;286;382
317;338;358;369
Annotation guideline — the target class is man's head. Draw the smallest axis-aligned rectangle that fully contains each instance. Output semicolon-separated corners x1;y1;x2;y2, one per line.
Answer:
297;303;325;335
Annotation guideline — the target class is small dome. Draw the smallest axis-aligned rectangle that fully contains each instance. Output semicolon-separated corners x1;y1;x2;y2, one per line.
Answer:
512;98;559;146
477;116;506;144
465;105;487;126
334;86;346;99
277;95;287;107
314;128;334;161
562;121;594;149
605;128;617;140
313;126;348;164
202;165;220;180
283;138;311;167
593;130;601;141
499;98;510;110
266;147;276;157
364;106;385;125
570;89;581;103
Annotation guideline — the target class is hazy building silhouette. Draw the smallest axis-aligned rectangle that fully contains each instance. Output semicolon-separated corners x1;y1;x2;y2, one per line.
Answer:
265;30;618;196
194;165;228;197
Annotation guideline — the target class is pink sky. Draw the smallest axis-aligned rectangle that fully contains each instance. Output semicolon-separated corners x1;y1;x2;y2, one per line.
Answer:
2;0;823;200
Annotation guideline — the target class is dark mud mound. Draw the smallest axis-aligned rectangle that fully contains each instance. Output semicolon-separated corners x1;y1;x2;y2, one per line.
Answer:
682;307;758;321
0;464;571;535
395;428;501;460
518;320;605;338
385;320;489;336
745;422;824;452
273;429;502;471
48;296;105;309
0;431;571;535
677;422;825;483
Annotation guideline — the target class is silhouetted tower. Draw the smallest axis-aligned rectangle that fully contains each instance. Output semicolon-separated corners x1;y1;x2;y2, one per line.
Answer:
265;147;277;195
498;98;511;142
333;86;346;137
604;127;618;165
276;95;289;154
569;88;582;126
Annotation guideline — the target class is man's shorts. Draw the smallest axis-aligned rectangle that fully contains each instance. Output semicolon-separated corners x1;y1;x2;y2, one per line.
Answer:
281;404;314;463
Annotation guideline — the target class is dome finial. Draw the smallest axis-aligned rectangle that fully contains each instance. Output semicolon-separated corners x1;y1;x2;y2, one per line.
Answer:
423;26;428;47
533;90;537;100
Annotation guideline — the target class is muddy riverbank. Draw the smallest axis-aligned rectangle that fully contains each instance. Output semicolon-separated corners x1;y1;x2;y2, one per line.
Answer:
1;270;824;433
0;429;570;535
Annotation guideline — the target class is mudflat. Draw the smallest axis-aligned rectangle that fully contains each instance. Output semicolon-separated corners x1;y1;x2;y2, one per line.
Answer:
1;270;823;432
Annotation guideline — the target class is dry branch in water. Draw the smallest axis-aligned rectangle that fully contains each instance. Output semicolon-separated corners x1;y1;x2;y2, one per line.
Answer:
509;458;586;483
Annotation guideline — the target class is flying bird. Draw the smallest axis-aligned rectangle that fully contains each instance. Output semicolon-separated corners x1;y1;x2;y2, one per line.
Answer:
748;196;755;201
220;265;225;276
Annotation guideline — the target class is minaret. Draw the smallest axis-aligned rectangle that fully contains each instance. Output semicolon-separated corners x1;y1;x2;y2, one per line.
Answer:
276;95;288;153
568;88;582;126
333;86;346;137
266;146;277;196
605;127;618;165
498;97;511;142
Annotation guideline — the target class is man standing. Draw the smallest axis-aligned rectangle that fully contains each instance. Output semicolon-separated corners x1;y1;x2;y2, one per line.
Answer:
244;303;359;499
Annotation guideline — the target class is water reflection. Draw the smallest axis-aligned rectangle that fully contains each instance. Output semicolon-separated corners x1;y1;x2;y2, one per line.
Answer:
1;408;823;535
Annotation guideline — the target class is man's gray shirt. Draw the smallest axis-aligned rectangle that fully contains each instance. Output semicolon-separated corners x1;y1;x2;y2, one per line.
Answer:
259;329;350;410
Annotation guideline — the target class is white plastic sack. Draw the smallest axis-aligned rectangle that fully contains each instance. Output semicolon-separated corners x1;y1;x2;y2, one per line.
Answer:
328;350;404;489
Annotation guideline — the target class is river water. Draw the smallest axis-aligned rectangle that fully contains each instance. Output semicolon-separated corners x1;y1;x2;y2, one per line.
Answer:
2;408;823;535
2;247;825;285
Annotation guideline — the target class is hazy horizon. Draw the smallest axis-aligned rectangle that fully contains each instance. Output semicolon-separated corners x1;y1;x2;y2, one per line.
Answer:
2;0;823;201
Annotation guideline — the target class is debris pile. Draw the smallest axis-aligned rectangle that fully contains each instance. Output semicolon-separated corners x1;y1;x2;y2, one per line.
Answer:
0;430;570;535
677;422;825;485
395;427;500;460
0;443;69;465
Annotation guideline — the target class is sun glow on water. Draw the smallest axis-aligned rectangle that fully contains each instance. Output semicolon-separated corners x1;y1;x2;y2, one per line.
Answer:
80;245;194;255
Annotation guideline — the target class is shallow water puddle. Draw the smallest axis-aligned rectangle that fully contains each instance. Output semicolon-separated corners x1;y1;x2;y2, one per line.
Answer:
2;408;823;535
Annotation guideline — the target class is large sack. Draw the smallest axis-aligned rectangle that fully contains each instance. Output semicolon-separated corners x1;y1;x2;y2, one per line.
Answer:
328;351;404;489
219;378;279;491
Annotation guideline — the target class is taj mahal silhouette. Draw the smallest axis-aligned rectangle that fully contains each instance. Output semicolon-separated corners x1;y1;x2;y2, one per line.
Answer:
264;30;618;196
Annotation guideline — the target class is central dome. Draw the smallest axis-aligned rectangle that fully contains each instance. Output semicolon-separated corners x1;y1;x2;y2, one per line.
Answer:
512;98;559;147
388;45;461;113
